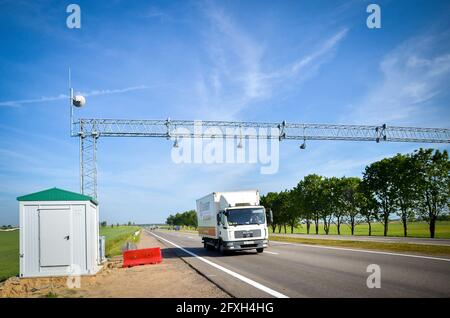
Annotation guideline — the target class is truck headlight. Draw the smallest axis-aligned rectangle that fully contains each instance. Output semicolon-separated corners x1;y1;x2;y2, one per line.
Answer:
227;242;234;246
263;240;268;244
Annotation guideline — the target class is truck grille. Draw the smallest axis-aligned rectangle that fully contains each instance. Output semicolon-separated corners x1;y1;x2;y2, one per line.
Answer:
234;229;261;238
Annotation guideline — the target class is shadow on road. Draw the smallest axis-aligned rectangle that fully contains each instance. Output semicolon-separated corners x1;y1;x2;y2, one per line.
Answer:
146;230;263;259
160;246;261;259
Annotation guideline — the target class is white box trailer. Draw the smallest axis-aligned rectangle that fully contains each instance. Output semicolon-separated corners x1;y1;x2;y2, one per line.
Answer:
196;190;270;253
17;187;104;278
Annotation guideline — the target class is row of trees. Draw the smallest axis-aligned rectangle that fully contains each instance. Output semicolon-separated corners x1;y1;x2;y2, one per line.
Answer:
166;210;197;228
100;221;136;227
261;148;449;238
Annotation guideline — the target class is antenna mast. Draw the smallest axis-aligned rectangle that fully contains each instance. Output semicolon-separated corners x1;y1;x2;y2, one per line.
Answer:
69;67;74;136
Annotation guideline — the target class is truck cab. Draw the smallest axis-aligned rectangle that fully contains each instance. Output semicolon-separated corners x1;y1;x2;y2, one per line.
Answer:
196;190;270;254
217;205;269;253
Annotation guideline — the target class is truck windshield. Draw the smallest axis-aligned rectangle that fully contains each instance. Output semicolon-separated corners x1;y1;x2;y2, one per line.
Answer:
225;208;265;226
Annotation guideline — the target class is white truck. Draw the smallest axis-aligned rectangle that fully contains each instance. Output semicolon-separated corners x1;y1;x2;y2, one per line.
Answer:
196;190;271;253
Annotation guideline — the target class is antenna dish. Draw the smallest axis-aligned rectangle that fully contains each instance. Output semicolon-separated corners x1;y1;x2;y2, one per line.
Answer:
73;95;86;107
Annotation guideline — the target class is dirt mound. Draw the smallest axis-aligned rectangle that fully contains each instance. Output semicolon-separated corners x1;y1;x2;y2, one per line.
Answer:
0;276;70;298
0;260;116;298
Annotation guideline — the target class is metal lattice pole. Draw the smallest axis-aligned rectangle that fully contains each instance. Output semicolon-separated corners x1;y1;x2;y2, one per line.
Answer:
79;122;99;199
80;135;98;199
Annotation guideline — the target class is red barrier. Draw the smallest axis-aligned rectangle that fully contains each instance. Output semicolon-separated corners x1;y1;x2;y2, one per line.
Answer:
122;247;163;268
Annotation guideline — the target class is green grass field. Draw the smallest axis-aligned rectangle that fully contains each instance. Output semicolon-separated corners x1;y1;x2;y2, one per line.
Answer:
0;230;19;282
100;226;141;257
269;221;450;238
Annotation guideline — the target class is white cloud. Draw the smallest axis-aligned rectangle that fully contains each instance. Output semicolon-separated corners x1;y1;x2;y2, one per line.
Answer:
81;85;148;97
198;5;266;118
0;85;148;107
291;28;348;73
347;33;450;126
144;7;167;19
196;4;348;119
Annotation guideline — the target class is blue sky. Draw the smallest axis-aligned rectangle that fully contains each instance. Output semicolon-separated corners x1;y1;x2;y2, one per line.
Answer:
1;0;449;225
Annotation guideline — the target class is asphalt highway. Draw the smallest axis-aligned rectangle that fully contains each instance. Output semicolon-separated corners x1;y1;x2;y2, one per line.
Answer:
147;229;450;298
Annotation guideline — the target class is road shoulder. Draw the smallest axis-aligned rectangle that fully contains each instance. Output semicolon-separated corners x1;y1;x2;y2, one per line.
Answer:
269;235;450;258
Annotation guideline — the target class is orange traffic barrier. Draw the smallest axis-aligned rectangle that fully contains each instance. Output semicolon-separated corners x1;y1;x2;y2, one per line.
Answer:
122;247;162;268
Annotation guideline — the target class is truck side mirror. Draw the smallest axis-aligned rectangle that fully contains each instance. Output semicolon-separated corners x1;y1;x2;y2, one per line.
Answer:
268;209;273;224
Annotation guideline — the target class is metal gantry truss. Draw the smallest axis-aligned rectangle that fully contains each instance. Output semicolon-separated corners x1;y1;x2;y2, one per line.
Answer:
73;118;450;142
72;118;450;199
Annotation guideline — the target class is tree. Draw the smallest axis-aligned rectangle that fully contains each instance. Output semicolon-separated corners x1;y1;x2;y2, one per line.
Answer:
356;181;378;236
341;177;361;235
391;154;417;237
332;178;346;235
271;191;290;233
319;177;339;235
261;192;279;232
363;158;398;236
292;181;312;234
413;148;450;238
166;215;174;226
285;190;301;233
264;190;295;233
100;221;107;227
166;210;198;228
184;210;198;228
302;174;323;234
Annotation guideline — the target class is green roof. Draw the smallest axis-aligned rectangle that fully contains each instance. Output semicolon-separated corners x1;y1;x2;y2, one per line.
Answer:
17;188;97;205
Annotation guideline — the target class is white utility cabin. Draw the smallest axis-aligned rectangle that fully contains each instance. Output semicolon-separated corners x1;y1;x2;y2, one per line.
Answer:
17;187;104;278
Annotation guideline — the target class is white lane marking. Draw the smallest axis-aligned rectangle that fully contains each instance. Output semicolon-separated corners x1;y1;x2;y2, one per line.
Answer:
150;231;289;298
264;251;279;255
271;240;450;262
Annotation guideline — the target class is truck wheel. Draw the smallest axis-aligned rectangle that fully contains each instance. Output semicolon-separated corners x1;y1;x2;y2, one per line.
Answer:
219;241;227;255
256;248;264;253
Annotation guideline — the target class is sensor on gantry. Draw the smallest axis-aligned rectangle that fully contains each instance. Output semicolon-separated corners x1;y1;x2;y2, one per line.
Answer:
72;94;86;107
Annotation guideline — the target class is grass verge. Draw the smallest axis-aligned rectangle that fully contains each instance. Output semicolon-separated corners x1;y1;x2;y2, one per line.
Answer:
157;228;198;234
100;226;141;257
269;220;450;238
269;235;450;257
0;230;19;282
